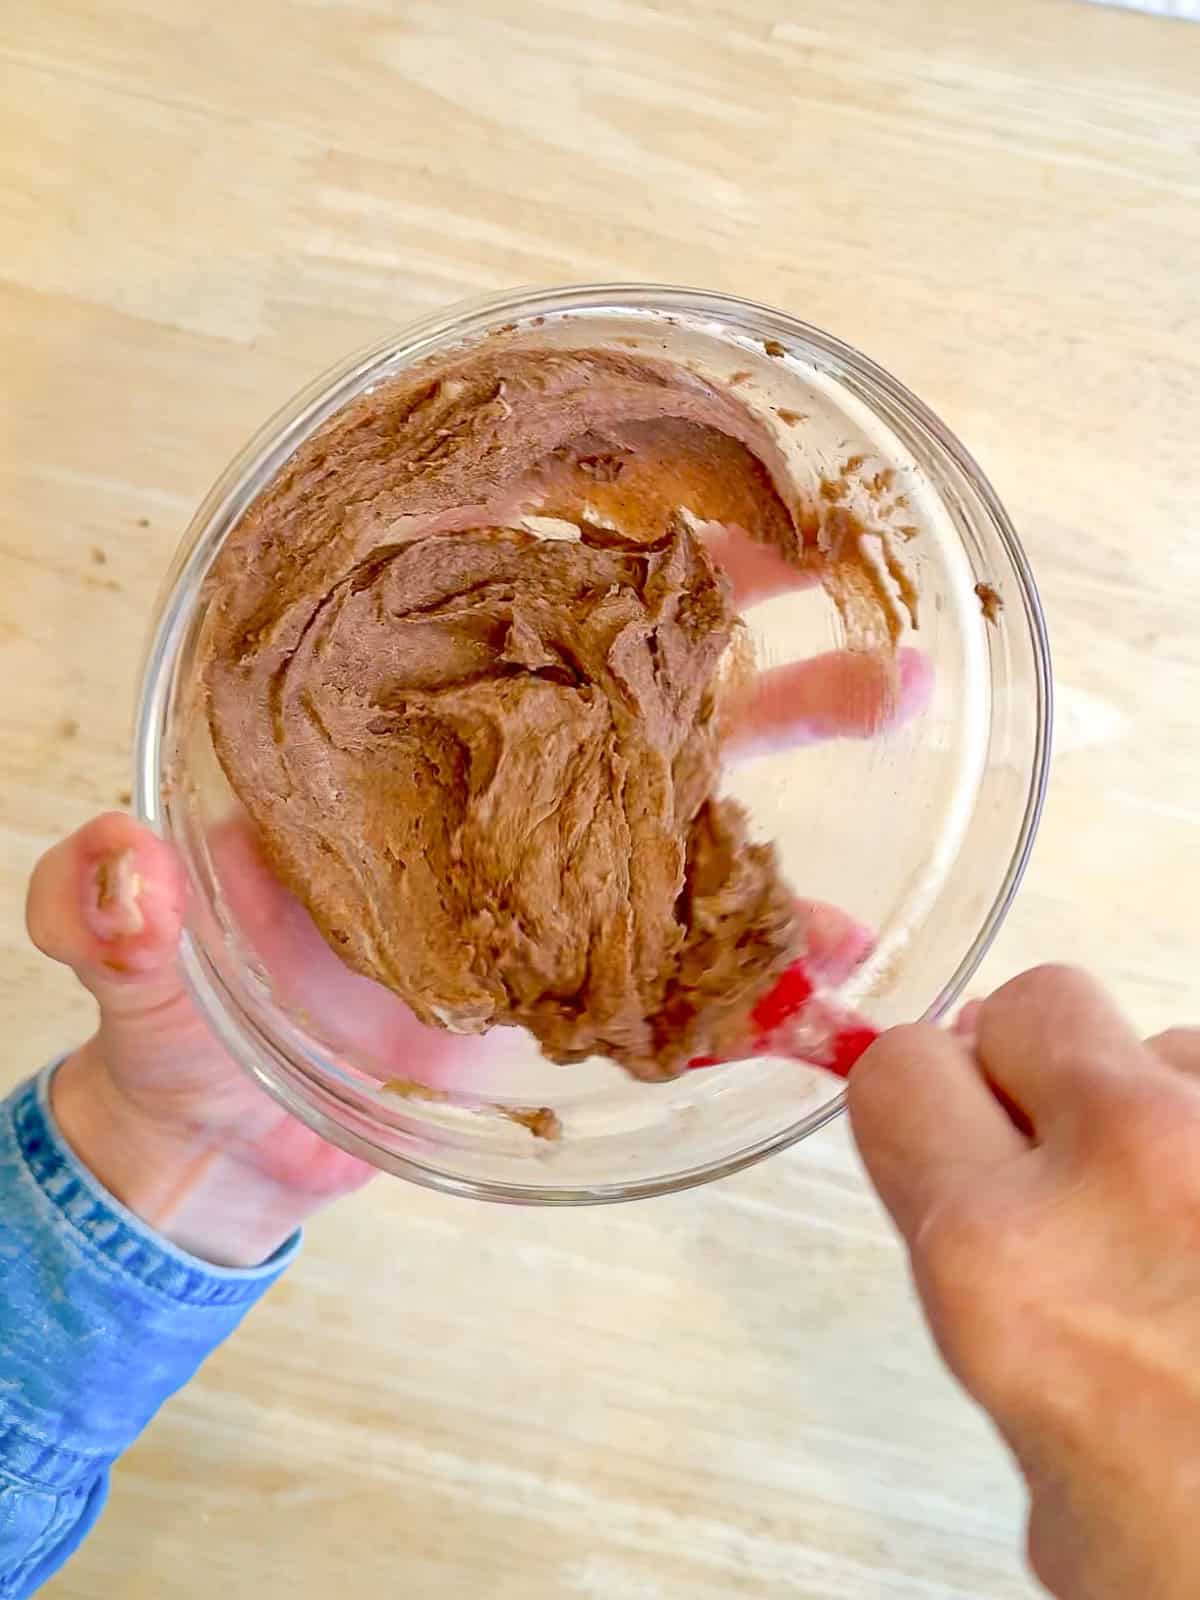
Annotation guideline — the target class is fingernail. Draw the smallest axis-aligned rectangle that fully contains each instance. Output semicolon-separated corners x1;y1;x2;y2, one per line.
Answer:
953;999;982;1043
86;848;145;940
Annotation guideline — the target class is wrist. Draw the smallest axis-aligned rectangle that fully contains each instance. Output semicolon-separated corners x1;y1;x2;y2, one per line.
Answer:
50;1042;307;1268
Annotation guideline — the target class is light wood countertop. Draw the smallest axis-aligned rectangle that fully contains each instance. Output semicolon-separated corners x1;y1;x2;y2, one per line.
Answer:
3;1;1197;1594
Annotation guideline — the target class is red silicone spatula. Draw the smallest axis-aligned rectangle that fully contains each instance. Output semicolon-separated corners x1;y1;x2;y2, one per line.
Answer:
688;956;879;1077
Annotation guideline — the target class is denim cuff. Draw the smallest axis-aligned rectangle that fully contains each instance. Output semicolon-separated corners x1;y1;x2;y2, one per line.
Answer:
0;1068;298;1491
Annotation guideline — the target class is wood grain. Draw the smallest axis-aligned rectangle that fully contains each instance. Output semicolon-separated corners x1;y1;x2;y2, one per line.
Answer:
2;1;1197;1595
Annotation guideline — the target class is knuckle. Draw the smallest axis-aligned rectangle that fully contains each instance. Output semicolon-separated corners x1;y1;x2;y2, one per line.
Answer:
912;1200;1026;1400
1023;960;1093;994
1087;1082;1200;1202
1148;1027;1200;1070
989;962;1094;1016
914;1201;996;1293
914;1201;1008;1324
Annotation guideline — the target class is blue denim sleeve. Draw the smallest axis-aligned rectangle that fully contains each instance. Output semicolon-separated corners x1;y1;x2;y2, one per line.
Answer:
0;1067;299;1598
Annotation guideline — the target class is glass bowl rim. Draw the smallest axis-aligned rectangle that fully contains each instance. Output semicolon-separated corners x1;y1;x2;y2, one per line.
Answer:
134;280;1054;1205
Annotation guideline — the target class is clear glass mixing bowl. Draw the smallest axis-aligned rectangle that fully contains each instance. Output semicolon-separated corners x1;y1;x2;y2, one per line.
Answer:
134;283;1051;1203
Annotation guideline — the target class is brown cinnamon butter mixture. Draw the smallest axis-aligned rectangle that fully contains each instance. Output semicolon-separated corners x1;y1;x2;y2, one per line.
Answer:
202;346;891;1080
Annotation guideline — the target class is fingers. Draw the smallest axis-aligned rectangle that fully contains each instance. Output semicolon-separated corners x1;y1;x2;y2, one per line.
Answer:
207;816;497;1084
974;965;1150;1137
723;646;932;758
703;525;821;607
26;813;188;1020
1147;1028;1200;1078
852;970;1200;1253
952;1000;983;1047
702;521;934;755
849;1023;1028;1242
793;898;876;986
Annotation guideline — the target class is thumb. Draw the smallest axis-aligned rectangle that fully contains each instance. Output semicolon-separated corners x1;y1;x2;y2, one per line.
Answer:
26;812;192;1037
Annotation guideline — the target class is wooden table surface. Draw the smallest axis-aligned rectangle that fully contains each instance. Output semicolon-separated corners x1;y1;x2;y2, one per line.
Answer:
3;1;1197;1595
